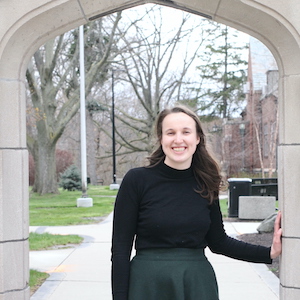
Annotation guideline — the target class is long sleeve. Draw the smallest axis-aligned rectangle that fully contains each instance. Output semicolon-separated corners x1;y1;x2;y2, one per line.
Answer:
111;170;140;300
206;199;272;264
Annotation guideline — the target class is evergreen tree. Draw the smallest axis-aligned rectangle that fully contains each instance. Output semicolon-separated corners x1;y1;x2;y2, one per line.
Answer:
59;165;82;191
194;23;248;119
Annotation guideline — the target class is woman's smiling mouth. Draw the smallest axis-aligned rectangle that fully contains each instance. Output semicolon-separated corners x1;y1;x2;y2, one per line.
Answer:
172;147;186;152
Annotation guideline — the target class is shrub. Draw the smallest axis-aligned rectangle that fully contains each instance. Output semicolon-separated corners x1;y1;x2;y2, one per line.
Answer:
56;149;74;176
59;165;82;191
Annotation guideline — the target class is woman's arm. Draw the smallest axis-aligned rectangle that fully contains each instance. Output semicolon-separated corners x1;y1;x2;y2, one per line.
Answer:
111;169;140;300
206;199;273;264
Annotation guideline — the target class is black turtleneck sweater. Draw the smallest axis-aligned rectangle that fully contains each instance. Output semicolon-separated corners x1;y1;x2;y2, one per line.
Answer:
111;162;272;300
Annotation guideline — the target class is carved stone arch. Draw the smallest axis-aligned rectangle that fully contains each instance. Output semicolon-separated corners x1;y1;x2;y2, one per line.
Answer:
1;0;300;298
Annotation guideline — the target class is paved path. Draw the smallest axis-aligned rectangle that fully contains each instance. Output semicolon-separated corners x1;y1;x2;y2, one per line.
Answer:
30;214;279;300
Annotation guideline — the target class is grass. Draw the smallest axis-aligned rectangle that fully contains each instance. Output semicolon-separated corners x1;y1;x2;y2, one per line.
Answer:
29;231;84;295
29;233;83;295
29;185;117;295
29;232;83;295
30;185;117;226
30;269;50;296
219;197;228;218
29;232;83;250
29;185;229;225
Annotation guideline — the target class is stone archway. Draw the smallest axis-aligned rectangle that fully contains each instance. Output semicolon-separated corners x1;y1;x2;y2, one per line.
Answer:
1;0;300;299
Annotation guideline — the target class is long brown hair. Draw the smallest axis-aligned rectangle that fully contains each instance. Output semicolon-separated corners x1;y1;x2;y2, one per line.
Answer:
147;105;221;204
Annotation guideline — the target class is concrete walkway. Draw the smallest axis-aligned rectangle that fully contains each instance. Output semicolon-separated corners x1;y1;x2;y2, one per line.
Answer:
30;214;279;300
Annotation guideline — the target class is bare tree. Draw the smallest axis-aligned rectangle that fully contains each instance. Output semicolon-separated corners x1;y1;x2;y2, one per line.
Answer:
26;13;122;194
253;121;265;177
92;5;215;158
243;91;279;178
268;105;279;177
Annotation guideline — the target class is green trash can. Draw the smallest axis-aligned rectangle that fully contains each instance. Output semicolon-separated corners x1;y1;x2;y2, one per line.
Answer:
251;178;278;199
228;178;252;218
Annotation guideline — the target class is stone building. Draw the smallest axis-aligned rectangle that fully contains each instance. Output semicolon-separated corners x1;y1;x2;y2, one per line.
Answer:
222;37;279;177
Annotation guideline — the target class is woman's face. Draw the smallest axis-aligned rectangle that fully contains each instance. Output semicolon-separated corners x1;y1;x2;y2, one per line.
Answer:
161;112;200;170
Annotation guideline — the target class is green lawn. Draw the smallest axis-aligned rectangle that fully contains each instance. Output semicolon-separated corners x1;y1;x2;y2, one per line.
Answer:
29;185;230;226
30;269;49;296
30;185;117;226
29;232;84;294
29;185;117;294
219;197;228;218
29;232;83;250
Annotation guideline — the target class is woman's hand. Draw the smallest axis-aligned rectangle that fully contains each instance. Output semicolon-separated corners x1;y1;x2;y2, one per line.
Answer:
270;211;282;259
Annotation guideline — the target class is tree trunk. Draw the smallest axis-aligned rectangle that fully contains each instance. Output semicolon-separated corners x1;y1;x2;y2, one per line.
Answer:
26;14;123;194
254;121;265;178
32;139;58;194
268;106;279;177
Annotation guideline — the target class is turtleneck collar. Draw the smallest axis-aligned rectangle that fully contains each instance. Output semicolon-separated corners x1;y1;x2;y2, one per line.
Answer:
156;160;194;179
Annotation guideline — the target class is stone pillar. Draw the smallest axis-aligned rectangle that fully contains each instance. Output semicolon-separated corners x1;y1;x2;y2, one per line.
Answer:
278;74;300;299
0;1;85;298
0;80;29;298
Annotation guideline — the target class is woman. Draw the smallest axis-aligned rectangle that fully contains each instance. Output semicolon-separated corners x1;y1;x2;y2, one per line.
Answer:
111;105;282;300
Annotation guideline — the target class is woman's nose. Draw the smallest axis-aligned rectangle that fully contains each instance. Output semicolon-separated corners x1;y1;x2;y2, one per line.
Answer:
174;133;183;143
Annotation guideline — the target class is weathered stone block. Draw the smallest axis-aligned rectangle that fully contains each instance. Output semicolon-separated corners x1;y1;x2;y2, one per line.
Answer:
0;240;29;294
77;197;93;207
238;196;276;220
278;145;300;238
109;183;120;190
280;285;300;300
0;81;26;148
281;238;300;288
0;150;29;241
0;287;30;300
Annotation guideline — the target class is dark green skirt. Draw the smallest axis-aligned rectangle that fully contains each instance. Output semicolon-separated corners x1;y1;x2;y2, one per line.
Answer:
128;248;219;300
